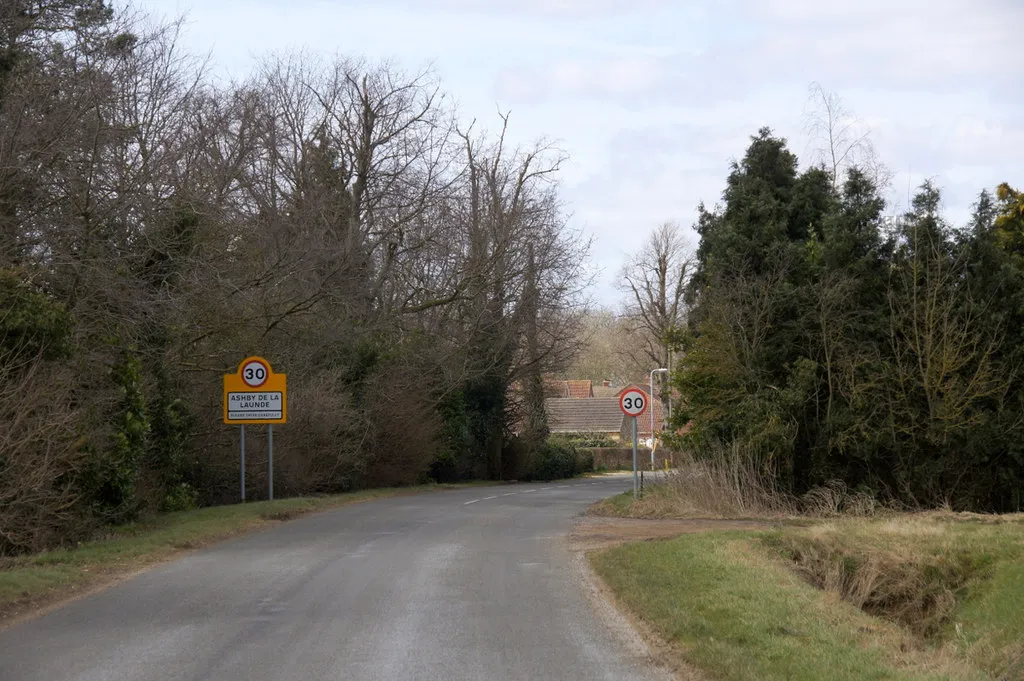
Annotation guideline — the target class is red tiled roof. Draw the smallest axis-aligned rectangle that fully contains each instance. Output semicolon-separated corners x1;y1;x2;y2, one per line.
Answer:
638;400;668;437
565;380;593;399
615;384;647;398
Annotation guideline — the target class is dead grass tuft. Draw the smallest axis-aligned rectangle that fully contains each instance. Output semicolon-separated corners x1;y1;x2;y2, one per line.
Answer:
657;445;797;517
799;480;880;517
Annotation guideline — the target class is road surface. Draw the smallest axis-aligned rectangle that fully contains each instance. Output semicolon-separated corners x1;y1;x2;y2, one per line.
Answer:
0;476;668;681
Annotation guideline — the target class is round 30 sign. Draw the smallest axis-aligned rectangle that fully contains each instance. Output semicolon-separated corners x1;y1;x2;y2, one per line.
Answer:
241;358;270;388
619;389;648;417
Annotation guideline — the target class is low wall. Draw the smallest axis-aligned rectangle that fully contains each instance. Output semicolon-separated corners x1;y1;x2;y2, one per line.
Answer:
585;447;677;471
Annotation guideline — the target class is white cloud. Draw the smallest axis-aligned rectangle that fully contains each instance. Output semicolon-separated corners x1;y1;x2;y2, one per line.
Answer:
499;57;666;101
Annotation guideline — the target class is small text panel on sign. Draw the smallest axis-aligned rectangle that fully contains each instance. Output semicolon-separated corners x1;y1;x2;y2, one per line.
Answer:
223;356;287;424
619;389;648;417
227;392;283;420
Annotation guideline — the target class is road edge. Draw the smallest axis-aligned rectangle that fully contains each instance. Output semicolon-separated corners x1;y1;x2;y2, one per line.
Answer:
568;522;710;681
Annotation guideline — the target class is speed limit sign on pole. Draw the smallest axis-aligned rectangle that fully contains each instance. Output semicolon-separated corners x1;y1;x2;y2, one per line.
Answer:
620;389;648;499
224;356;287;503
619;389;648;417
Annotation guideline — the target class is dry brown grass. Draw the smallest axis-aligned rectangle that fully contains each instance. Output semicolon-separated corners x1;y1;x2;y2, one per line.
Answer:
763;516;1017;642
596;444;889;520
617;444;798;518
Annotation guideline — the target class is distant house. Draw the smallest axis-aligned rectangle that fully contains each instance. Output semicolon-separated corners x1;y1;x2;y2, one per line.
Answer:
529;378;677;443
546;397;626;440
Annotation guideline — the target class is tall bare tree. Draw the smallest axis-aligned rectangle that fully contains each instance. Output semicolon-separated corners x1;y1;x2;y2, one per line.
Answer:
803;82;890;190
619;222;693;407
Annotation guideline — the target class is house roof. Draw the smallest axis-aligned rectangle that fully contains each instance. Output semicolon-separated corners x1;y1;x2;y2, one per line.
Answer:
638;400;667;437
615;384;647;398
542;379;595;398
592;385;618;398
546;398;626;434
565;380;593;399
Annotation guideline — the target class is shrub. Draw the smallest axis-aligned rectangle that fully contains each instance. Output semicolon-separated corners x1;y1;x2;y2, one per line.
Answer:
525;438;589;481
0;269;72;360
661;442;797;517
0;359;89;555
552;432;617;448
162;482;198;512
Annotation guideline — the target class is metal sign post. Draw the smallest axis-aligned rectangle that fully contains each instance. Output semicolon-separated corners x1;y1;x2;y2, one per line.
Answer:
632;415;639;499
240;425;246;502
619;389;649;501
268;424;274;501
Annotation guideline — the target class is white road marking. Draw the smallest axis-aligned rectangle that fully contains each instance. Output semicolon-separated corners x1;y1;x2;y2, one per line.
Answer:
502;492;517;496
464;499;480;505
524;489;536;493
557;485;569;488
483;495;498;500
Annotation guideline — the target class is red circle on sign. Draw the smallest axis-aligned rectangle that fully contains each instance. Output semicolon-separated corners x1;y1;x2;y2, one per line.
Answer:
241;359;270;388
619;389;648;417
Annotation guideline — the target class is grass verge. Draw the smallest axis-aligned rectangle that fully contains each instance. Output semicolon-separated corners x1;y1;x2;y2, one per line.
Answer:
0;483;477;625
590;514;1024;681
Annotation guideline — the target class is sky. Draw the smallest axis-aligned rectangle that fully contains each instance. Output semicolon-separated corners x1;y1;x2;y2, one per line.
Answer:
142;0;1023;307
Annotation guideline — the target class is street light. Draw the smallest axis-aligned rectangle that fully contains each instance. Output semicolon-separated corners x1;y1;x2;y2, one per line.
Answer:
650;368;669;469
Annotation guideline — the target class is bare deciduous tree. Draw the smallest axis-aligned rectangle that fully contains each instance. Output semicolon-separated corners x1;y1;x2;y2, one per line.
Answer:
619;222;693;406
803;82;891;190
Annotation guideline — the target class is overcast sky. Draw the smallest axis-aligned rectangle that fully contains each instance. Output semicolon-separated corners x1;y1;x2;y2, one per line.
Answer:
143;0;1023;308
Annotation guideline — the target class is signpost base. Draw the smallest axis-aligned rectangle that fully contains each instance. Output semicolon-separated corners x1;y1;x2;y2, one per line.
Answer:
632;416;639;499
240;425;246;502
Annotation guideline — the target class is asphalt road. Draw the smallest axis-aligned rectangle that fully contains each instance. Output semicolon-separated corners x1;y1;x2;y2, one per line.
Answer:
1;475;667;681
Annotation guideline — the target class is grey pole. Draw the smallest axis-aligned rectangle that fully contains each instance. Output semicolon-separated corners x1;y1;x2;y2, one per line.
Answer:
240;425;246;502
268;424;274;501
632;415;639;499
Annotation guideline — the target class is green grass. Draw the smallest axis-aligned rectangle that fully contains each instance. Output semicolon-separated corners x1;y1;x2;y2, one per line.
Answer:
592;533;939;681
0;483;479;621
591;516;1024;681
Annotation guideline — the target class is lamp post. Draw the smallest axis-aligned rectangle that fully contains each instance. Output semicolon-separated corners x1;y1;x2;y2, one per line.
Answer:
650;367;668;470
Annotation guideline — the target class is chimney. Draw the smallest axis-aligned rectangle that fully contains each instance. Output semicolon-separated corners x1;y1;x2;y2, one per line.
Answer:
602;379;611;387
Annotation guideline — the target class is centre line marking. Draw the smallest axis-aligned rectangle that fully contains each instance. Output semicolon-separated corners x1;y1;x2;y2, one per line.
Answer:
503;492;517;496
483;495;498;500
464;499;480;505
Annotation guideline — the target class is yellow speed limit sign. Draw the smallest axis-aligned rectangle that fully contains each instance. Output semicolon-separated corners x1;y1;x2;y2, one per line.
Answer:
223;356;287;424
